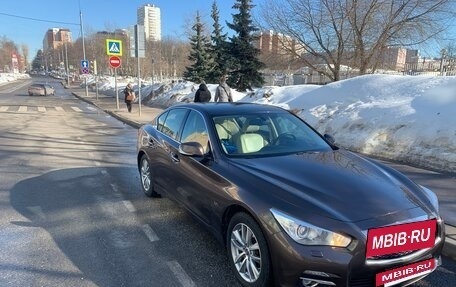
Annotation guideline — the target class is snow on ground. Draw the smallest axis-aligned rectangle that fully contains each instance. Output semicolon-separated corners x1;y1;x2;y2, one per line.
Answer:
0;72;30;84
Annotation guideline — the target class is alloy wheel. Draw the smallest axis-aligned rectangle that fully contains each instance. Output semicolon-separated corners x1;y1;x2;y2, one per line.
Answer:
140;157;151;191
230;223;262;283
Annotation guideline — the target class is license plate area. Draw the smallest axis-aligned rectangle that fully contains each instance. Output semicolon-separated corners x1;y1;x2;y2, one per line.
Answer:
375;258;436;286
366;219;436;258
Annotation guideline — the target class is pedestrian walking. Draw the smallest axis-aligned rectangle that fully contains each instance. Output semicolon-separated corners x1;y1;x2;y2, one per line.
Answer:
124;83;135;113
194;82;211;102
214;75;233;103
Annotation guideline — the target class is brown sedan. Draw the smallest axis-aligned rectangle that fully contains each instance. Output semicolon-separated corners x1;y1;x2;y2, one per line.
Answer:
137;103;444;287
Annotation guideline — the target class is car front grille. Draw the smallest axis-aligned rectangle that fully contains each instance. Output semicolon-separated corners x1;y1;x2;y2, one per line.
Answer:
369;250;416;260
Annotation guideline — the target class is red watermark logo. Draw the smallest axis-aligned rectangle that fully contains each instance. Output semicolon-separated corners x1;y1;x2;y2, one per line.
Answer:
376;258;435;286
366;219;436;258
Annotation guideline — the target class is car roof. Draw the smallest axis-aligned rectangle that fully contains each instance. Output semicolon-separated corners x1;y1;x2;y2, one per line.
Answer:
170;103;289;117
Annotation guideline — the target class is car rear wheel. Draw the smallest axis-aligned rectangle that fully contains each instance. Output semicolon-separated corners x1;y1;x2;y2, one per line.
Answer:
140;154;159;197
227;212;272;287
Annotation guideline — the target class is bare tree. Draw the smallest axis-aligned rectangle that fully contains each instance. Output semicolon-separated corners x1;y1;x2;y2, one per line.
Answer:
259;0;351;81
260;0;455;81
347;0;454;74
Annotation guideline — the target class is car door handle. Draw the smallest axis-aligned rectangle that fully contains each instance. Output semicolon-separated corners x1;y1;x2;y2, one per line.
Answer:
170;152;180;163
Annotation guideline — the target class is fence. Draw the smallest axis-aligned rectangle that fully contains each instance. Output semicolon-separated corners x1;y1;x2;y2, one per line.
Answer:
263;59;456;86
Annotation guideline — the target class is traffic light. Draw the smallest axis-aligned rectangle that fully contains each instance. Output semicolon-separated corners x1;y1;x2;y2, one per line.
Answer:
90;60;97;75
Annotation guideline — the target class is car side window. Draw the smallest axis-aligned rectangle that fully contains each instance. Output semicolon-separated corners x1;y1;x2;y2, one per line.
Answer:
181;111;209;153
161;109;188;140
156;111;168;132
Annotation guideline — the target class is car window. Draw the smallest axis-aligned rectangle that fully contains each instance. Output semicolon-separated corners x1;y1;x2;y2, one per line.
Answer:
180;111;209;153
214;112;332;156
161;109;188;140
156;111;168;131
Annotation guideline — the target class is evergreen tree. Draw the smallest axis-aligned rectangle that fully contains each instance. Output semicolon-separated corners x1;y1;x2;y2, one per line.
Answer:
32;50;44;71
183;11;212;83
226;0;264;91
207;1;230;83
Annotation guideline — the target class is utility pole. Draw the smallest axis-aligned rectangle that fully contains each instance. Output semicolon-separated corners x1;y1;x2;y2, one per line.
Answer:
80;10;88;97
65;43;70;86
151;58;155;98
440;49;447;76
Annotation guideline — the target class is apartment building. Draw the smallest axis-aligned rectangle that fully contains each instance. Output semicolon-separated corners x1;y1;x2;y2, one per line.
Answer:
253;30;305;57
137;4;161;41
43;28;72;52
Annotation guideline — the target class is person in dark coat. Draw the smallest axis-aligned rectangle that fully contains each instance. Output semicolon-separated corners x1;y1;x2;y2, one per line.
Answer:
124;83;135;112
194;83;211;102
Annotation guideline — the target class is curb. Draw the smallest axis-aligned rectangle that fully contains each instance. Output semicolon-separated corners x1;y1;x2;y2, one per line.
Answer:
104;109;142;129
71;91;142;129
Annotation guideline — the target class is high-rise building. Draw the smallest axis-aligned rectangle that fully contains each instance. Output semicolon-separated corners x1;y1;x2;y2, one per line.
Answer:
43;28;72;52
137;4;161;41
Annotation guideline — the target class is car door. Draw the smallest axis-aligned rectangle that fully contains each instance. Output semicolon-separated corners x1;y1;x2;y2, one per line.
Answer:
171;110;228;227
155;108;189;198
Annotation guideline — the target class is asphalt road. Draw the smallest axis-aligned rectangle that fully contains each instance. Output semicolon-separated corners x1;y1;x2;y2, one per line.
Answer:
0;76;454;287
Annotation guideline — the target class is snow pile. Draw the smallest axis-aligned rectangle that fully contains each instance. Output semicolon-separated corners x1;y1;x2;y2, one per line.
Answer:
145;75;456;172
0;73;30;84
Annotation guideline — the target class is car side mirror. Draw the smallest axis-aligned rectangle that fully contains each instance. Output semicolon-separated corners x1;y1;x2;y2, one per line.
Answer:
179;142;205;157
324;134;336;145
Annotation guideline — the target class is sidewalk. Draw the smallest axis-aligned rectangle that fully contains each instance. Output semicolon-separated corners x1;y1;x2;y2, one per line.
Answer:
68;85;455;260
71;86;163;128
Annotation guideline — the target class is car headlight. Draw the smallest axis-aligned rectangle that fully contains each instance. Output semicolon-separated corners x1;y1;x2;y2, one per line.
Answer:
271;208;352;247
420;185;439;212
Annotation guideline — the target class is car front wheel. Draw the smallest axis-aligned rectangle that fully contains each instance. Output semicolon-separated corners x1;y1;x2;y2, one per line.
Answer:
227;212;272;287
139;154;159;197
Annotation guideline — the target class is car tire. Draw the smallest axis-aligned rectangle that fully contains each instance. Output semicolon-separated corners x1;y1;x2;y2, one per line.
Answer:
139;154;160;197
227;212;272;287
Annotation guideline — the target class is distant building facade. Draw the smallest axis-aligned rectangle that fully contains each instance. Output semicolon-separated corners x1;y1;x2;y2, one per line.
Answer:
137;4;161;41
43;28;72;52
381;47;407;71
253;30;304;57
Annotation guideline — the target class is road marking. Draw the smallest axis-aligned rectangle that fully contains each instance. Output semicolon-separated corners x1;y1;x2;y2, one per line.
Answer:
101;170;108;176
122;200;136;212
18;106;27;112
37;106;46;112
0;106;8;111
55;106;64;112
71;106;83;112
142;224;159;242
166;261;196;287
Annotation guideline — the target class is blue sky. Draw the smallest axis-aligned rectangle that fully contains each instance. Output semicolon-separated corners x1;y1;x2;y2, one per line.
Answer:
0;0;249;58
0;1;453;60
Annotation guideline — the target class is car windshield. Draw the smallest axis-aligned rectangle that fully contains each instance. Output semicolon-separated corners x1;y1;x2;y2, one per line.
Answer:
213;112;332;156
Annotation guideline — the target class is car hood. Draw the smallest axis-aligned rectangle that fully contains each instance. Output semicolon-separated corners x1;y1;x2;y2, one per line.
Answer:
229;150;432;222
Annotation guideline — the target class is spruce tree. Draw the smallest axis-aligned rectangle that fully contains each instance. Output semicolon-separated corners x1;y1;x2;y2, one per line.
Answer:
226;0;265;91
207;1;230;83
183;11;212;83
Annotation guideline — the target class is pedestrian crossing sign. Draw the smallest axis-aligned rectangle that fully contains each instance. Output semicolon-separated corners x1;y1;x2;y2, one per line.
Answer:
106;39;122;56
